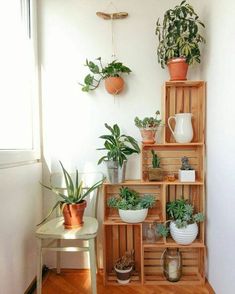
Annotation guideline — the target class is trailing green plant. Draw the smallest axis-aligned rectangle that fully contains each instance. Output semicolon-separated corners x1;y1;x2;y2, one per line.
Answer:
134;110;162;129
97;123;140;167
156;198;204;236
80;57;131;92
155;0;205;68
107;187;155;210
151;150;161;168
37;161;104;225
115;251;134;270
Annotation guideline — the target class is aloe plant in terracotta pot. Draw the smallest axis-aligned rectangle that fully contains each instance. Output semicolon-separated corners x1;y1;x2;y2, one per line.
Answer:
80;57;131;95
38;161;103;229
155;0;205;80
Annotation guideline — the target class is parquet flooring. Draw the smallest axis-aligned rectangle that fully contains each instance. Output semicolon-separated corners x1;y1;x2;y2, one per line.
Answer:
40;269;215;294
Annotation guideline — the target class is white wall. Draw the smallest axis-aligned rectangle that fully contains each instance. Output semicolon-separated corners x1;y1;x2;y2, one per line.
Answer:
0;163;42;294
200;1;235;293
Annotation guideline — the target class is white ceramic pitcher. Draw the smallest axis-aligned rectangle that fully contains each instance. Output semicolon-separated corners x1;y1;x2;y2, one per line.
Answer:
168;113;193;143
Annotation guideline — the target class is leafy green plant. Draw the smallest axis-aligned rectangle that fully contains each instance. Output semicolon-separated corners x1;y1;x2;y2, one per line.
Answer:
97;123;140;167
80;57;131;92
134;110;162;129
107;187;156;210
38;161;104;225
151;150;161;168
156;198;204;236
115;251;134;270
155;0;205;68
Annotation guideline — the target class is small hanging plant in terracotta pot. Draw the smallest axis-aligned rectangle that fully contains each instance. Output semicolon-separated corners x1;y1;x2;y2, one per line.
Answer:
38;161;103;229
134;110;163;144
155;0;205;80
80;57;131;95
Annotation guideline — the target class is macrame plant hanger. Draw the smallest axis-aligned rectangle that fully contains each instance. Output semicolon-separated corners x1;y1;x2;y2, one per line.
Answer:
96;2;128;100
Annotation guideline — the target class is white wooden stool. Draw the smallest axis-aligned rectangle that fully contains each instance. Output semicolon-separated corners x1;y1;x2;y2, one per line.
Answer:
36;216;98;294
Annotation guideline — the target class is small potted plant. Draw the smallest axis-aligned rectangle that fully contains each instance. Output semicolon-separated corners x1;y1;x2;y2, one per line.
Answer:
97;123;140;183
178;156;195;182
134;110;162;144
157;198;204;245
148;150;164;181
80;57;131;95
114;251;134;284
155;0;205;80
107;187;155;223
38;161;103;229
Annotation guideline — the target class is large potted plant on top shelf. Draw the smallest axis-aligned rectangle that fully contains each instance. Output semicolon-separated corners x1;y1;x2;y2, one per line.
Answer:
97;123;140;183
157;198;204;245
155;0;205;80
80;57;131;95
38;161;103;229
107;187;155;223
134;110;163;144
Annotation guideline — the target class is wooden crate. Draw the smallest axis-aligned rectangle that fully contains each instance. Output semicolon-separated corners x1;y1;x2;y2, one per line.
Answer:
143;247;205;285
141;144;204;182
166;184;205;244
103;224;142;285
162;81;205;144
103;182;164;222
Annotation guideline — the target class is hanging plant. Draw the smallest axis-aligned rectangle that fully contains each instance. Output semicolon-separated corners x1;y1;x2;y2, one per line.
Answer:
80;57;131;95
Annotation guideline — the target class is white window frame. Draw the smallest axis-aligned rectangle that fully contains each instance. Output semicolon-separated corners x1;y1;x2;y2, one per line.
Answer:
0;0;41;168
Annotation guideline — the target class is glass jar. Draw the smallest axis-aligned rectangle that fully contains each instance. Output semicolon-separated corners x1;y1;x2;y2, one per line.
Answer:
146;223;155;243
162;248;182;282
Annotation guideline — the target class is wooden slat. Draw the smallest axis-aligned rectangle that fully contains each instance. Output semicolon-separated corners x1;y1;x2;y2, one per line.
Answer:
127;225;134;251
119;225;126;257
112;226;119;265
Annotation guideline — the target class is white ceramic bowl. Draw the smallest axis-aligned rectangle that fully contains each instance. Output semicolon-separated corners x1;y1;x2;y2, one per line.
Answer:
118;208;148;223
170;221;198;245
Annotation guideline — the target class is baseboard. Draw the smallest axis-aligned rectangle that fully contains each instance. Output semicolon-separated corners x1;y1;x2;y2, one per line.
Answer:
24;265;49;294
205;279;216;294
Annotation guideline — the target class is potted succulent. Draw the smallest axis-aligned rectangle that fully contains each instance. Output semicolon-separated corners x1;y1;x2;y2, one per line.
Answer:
155;0;205;80
178;156;195;182
114;251;134;284
80;57;131;95
157;198;204;245
38;161;103;229
148;150;164;181
107;187;155;223
134;110;162;144
97;123;140;183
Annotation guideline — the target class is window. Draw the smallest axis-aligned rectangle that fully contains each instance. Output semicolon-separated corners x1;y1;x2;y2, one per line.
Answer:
0;0;40;166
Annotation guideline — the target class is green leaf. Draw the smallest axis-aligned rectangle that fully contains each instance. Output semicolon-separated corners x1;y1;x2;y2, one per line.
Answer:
37;201;61;226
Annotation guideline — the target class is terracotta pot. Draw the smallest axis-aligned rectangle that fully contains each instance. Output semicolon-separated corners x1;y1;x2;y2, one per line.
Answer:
140;128;157;144
148;167;164;181
62;201;87;229
167;57;189;81
104;77;124;95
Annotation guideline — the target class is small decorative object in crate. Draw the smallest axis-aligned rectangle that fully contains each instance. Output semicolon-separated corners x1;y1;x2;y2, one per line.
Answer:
178;156;195;182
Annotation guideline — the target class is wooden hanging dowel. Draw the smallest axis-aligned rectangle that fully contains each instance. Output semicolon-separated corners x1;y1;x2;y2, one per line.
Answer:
96;12;128;20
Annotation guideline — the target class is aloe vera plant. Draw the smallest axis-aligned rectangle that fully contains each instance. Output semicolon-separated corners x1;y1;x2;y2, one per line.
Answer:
38;161;103;225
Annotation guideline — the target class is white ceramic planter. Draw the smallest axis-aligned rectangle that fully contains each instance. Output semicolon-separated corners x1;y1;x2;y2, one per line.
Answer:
118;208;148;223
178;170;195;182
170;221;198;245
114;266;132;284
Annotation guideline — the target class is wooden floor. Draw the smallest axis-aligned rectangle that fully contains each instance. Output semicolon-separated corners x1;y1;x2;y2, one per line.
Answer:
40;269;215;294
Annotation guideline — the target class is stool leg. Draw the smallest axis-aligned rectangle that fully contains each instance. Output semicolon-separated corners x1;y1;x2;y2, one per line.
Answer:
56;239;61;274
37;239;42;294
88;238;97;294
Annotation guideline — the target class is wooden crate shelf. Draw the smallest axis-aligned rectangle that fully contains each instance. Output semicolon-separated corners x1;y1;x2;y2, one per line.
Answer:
143;247;205;285
102;80;206;286
162;81;205;144
103;224;142;285
141;144;204;182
